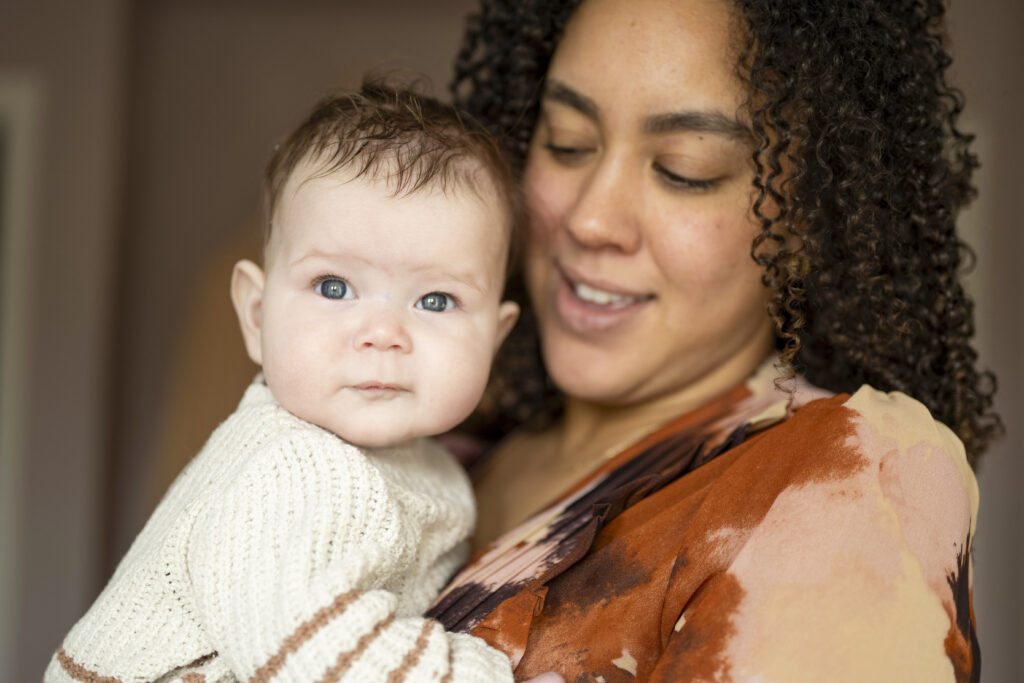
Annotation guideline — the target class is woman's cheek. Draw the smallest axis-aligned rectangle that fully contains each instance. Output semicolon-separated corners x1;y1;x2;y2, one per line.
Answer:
646;216;711;288
663;210;760;287
524;167;567;240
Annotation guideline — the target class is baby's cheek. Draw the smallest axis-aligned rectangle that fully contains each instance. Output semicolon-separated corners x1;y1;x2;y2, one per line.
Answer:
431;349;493;428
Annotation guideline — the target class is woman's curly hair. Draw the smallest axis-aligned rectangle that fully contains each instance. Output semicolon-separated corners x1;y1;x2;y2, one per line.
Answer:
453;0;1001;466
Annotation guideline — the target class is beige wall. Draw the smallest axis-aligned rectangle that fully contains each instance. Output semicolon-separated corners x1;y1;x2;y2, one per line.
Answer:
1;1;1020;681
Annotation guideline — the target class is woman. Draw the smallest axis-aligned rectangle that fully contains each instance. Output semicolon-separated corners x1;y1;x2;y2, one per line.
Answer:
428;0;999;680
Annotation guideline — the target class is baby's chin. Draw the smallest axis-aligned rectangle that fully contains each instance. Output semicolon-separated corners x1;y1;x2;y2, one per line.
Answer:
323;401;481;449
273;387;478;450
339;430;420;450
328;418;457;450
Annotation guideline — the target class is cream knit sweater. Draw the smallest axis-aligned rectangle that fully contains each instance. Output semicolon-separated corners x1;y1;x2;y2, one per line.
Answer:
44;379;513;683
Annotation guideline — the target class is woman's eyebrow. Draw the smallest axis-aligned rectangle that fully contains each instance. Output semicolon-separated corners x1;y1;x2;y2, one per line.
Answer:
544;79;752;144
542;80;600;121
644;111;753;143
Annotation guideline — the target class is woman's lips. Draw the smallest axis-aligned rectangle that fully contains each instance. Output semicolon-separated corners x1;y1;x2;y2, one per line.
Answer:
552;265;654;333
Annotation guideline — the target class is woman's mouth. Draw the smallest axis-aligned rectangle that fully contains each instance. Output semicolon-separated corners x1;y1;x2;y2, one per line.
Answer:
553;266;654;332
571;281;646;308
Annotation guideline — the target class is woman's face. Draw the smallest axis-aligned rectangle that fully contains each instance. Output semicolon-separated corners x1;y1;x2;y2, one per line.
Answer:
522;0;775;407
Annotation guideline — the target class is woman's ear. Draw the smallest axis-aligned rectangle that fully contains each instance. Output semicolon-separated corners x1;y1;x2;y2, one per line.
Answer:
494;300;521;350
231;259;266;365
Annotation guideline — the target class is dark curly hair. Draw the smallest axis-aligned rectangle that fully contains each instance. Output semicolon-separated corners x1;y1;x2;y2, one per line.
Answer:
453;0;1001;466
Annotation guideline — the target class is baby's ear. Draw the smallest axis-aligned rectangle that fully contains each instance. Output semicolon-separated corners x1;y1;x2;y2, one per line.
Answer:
494;300;520;350
230;259;266;365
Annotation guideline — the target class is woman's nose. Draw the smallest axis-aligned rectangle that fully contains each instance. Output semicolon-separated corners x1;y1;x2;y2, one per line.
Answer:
563;154;642;253
353;307;412;353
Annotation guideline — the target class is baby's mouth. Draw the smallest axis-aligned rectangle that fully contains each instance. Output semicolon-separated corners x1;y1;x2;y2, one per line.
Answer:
353;382;408;392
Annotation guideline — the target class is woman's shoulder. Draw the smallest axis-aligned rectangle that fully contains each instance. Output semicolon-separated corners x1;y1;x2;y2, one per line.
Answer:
699;384;980;680
760;383;979;536
791;384;973;472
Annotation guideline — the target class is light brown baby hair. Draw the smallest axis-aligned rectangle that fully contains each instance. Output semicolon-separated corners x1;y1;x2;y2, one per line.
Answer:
262;78;521;262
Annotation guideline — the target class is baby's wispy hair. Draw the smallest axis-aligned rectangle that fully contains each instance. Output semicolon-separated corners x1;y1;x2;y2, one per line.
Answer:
262;78;521;248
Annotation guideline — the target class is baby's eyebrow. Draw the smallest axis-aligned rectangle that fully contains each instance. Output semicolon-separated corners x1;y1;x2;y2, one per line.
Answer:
406;264;487;294
288;249;359;268
290;252;488;294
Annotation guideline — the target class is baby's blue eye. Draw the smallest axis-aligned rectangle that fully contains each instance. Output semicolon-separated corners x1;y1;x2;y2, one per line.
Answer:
417;292;453;312
316;278;349;300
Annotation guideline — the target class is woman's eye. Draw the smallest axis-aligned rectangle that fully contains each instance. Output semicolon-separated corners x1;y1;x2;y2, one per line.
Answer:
653;162;717;191
417;292;454;312
315;278;350;300
543;141;594;165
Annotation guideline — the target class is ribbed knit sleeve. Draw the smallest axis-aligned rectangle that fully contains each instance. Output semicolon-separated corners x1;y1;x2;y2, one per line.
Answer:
43;380;512;683
185;414;513;682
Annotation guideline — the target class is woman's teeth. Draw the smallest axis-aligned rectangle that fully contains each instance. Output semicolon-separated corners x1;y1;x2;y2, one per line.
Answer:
573;282;639;306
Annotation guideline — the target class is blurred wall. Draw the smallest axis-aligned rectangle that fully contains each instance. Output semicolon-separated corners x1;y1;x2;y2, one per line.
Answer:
947;2;1024;681
0;1;1020;681
0;1;127;680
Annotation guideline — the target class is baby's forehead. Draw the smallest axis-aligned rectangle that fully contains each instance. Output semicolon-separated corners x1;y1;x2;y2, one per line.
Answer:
276;157;513;236
267;161;513;269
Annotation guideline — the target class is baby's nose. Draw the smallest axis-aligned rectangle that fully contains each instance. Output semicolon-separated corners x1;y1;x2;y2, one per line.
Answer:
353;307;412;353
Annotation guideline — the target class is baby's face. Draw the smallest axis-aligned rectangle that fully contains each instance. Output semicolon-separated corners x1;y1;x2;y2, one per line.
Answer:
244;163;518;447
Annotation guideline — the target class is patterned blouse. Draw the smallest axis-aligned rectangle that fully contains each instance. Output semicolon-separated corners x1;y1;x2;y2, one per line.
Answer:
427;362;980;682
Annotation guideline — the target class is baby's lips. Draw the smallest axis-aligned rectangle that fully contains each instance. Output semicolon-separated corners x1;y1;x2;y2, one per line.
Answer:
352;381;408;392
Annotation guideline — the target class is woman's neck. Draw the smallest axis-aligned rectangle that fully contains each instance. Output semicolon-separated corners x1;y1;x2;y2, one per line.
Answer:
554;337;775;470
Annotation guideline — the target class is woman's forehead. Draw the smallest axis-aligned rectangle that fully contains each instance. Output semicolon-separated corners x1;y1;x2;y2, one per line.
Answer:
550;0;745;120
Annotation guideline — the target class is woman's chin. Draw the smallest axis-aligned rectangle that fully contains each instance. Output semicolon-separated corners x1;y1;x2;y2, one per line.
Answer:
541;343;642;406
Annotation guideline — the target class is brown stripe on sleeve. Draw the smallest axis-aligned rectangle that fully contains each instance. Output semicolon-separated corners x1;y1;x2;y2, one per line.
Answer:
439;644;454;683
386;621;435;683
56;649;123;683
317;614;396;683
250;589;364;683
181;674;206;683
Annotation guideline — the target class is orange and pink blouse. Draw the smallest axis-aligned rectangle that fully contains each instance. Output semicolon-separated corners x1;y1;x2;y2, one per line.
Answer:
429;361;980;682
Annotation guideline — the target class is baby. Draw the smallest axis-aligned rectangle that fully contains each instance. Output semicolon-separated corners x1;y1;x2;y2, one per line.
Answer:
45;82;520;683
